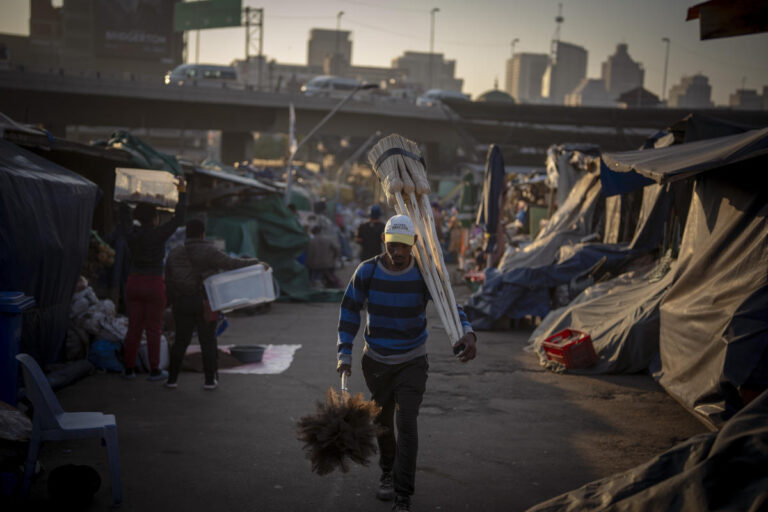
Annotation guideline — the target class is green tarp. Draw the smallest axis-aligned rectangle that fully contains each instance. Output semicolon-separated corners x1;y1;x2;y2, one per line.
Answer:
93;130;182;176
195;194;343;302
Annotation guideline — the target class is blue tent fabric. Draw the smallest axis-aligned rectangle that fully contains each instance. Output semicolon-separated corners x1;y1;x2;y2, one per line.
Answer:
476;145;506;254
0;140;100;365
465;242;638;329
600;159;654;197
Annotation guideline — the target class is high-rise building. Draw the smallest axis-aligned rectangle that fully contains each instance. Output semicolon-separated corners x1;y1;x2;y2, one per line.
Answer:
307;29;352;69
729;88;764;110
505;52;548;103
668;74;714;109
391;52;463;92
601;43;644;98
565;78;616;107
541;41;587;104
1;0;183;80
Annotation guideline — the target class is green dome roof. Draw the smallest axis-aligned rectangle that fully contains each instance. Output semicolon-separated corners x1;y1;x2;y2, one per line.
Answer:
476;89;515;103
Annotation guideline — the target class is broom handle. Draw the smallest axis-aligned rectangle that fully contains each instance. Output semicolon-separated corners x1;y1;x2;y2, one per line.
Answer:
394;192;459;345
341;372;349;394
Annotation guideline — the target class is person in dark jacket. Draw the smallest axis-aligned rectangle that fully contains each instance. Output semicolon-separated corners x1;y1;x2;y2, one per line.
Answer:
123;181;187;381
306;225;341;288
355;204;385;261
164;218;266;389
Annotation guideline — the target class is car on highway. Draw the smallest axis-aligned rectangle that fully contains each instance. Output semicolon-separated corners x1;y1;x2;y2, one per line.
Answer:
164;64;240;88
300;76;362;99
416;89;470;107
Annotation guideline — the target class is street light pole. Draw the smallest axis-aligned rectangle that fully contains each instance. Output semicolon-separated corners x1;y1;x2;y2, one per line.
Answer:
511;38;519;59
335;11;344;60
661;37;670;103
284;83;379;205
429;7;439;89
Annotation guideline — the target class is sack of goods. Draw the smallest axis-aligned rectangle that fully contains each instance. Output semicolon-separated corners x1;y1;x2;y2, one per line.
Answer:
367;134;463;347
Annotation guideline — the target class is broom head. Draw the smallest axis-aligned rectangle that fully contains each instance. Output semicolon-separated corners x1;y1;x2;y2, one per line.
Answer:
297;387;382;475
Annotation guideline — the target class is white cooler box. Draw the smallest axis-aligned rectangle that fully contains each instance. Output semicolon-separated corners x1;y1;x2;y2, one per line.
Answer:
114;167;179;207
203;264;276;312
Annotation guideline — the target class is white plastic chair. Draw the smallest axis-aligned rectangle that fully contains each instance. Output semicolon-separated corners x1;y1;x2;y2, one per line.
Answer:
15;353;122;507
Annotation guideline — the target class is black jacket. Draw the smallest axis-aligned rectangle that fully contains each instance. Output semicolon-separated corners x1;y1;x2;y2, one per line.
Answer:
126;192;187;275
165;238;260;301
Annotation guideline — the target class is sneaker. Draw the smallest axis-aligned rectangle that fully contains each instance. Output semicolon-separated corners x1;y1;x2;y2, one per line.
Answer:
121;368;136;380
376;471;394;501
203;379;218;390
147;369;168;381
164;380;178;389
392;495;411;512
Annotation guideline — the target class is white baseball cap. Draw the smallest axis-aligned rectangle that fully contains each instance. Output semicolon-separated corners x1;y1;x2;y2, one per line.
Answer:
384;214;416;246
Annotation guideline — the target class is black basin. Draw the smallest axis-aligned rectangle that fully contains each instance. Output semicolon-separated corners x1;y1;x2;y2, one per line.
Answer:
230;345;266;363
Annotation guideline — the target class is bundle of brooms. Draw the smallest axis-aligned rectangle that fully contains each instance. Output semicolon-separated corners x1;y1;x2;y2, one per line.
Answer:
297;134;462;475
297;373;381;475
368;134;465;349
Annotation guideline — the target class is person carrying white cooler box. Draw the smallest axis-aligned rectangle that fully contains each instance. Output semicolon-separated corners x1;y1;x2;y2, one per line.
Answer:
164;218;268;389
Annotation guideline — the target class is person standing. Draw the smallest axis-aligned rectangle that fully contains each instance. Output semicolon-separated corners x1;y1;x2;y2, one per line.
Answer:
337;215;477;512
123;180;187;381
355;204;385;261
306;225;341;288
164;218;265;389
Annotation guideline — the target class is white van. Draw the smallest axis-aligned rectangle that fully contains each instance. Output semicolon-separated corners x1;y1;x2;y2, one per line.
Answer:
164;64;240;88
301;76;362;99
416;89;470;107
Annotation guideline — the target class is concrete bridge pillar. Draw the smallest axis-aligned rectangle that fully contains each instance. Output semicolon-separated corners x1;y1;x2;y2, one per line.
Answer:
220;131;255;165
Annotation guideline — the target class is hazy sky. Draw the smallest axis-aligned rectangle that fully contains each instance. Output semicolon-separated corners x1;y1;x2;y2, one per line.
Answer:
2;0;767;105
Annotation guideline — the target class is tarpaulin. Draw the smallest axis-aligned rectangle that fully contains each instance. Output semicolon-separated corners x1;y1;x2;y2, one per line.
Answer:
655;162;768;428
465;171;624;329
600;116;760;197
500;172;603;273
526;389;768;512
93;130;182;176
545;143;600;208
196;195;343;302
602;127;768;185
0;140;100;365
528;259;675;374
465;241;638;329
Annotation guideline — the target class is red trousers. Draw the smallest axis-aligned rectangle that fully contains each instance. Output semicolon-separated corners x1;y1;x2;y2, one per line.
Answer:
125;274;166;371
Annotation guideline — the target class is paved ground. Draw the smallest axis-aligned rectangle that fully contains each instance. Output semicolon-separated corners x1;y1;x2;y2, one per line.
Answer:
20;264;708;511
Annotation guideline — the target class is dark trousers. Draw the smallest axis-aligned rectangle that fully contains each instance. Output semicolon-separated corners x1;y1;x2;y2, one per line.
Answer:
362;354;428;497
125;275;166;371
167;295;218;383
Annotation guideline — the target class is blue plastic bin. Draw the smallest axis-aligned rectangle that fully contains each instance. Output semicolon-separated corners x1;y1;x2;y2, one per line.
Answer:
0;292;36;406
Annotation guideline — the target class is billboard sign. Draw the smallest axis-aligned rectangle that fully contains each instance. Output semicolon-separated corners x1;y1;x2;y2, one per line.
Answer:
94;0;178;60
174;0;242;32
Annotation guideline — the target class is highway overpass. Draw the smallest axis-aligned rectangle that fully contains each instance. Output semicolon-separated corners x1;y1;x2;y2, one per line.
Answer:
2;70;767;166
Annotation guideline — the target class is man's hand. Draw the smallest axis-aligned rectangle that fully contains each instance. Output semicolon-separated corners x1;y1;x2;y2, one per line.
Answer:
453;332;477;363
337;361;351;377
176;178;187;194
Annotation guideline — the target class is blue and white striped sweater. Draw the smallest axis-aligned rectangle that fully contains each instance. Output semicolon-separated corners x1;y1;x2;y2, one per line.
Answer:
337;257;473;365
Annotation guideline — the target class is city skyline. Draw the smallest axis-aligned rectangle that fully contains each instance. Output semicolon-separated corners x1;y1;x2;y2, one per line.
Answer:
2;0;767;106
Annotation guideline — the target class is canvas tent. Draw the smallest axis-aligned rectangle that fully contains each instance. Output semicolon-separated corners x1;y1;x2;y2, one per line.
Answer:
464;149;653;329
526;389;768;511
0;139;100;365
529;127;768;429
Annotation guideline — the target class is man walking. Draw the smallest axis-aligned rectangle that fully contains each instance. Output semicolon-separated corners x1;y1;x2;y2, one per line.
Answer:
164;218;265;389
355;204;385;261
337;214;477;512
